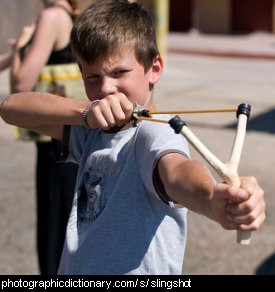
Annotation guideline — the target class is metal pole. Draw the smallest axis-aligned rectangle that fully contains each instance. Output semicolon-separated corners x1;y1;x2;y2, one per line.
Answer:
153;0;169;58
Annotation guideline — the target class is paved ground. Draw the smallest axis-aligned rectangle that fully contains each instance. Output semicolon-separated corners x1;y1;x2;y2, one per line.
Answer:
0;32;275;275
168;31;275;59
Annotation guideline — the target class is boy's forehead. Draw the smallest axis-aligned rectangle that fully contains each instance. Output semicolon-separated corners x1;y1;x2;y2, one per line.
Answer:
80;47;139;69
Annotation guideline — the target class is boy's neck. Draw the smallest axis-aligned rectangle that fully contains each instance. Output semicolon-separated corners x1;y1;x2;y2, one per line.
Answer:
143;99;157;112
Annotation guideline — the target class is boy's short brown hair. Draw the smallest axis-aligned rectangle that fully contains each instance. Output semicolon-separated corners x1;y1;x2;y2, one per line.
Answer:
70;0;159;72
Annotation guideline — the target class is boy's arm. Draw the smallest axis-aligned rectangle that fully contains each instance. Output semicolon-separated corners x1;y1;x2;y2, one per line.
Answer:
157;152;265;231
0;92;89;140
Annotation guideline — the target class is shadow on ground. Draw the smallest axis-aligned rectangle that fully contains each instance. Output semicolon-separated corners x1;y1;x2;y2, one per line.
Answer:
255;253;275;275
227;108;275;134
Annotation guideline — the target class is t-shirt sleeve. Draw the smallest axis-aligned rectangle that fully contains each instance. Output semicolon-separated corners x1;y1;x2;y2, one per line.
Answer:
135;121;190;205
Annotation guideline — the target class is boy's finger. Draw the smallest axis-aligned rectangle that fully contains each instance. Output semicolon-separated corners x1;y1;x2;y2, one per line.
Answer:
101;106;117;127
237;211;266;231
89;106;110;130
227;198;265;224
119;96;135;119
109;103;127;126
215;183;249;203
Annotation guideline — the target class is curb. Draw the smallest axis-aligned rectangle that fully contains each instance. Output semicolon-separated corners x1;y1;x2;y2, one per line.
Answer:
168;47;275;60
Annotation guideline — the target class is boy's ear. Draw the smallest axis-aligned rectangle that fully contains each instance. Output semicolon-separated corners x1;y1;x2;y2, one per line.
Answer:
149;55;163;85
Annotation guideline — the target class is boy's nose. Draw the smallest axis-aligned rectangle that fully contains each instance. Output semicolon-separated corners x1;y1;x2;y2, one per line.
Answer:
99;77;117;97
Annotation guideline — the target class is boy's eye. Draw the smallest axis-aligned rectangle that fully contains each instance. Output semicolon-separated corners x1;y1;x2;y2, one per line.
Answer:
113;70;129;76
85;75;99;80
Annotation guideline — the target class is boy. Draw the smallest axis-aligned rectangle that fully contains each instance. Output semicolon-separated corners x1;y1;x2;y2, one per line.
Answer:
0;0;265;275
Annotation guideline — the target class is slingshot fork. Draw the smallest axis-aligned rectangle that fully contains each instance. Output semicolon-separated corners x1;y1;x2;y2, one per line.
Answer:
134;103;252;245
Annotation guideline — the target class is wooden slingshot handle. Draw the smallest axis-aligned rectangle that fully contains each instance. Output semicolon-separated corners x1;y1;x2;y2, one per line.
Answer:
169;104;252;245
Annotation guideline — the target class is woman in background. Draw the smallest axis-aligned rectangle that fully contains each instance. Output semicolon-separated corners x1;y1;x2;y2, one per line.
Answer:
10;0;85;275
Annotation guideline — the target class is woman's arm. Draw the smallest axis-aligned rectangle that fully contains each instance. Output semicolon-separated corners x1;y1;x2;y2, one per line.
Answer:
10;7;65;93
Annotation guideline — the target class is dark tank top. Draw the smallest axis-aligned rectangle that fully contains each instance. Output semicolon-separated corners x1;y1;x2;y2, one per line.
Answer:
47;44;75;64
47;5;76;65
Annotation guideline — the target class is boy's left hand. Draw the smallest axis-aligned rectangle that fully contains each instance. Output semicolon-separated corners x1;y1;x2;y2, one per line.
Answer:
210;176;265;231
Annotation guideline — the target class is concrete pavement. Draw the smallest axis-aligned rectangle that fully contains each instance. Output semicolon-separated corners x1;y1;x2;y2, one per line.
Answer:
168;31;275;60
1;32;275;274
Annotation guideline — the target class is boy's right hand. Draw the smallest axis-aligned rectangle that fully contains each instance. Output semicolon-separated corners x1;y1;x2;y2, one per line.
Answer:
85;93;134;130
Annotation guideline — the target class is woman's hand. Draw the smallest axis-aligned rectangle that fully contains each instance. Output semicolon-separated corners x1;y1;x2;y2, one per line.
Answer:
15;23;36;50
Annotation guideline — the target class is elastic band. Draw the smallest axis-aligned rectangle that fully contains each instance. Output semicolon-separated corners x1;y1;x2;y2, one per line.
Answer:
82;99;100;128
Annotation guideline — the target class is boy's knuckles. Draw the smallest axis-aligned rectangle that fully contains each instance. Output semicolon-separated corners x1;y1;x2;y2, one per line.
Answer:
242;202;254;213
115;114;126;124
102;124;110;131
108;121;117;127
246;212;257;224
100;98;108;107
108;95;117;103
124;103;134;113
90;105;100;115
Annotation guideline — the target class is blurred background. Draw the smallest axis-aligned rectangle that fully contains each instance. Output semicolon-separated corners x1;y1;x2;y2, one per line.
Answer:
1;0;275;53
0;0;275;275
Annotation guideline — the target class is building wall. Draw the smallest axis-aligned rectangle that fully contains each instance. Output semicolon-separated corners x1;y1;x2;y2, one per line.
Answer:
169;0;275;34
168;0;231;33
0;0;42;53
77;0;95;11
0;0;94;53
169;0;192;32
232;0;273;33
195;0;231;33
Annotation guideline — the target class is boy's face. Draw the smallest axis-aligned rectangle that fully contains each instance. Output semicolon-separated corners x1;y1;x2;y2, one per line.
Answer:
79;47;163;109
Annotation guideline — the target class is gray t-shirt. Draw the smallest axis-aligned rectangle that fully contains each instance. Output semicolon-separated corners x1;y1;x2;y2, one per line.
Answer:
58;120;190;275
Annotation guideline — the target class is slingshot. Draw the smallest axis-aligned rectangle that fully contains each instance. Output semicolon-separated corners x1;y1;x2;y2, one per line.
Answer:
133;103;251;245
